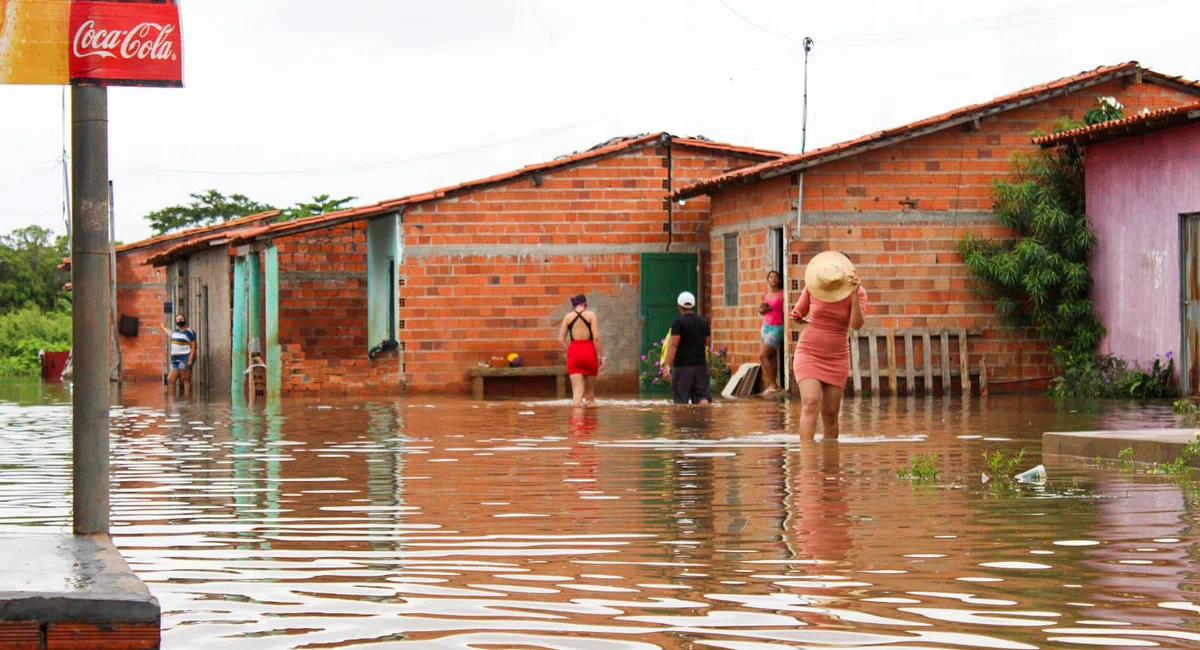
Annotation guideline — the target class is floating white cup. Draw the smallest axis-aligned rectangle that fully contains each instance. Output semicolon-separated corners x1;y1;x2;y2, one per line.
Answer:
1014;464;1047;483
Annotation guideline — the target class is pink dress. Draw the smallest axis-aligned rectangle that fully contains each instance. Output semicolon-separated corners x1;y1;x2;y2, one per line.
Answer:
792;286;869;387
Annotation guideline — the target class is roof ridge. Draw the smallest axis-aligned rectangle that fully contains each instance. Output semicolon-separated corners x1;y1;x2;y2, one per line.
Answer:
673;61;1198;199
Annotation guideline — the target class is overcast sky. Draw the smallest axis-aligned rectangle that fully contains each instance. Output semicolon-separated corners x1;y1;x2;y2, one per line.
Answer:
1;0;1196;243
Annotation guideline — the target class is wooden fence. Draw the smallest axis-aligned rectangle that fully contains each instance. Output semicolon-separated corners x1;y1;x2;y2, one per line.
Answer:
845;327;988;397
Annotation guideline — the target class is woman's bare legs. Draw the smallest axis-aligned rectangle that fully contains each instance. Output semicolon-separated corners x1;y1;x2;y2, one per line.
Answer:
570;374;586;405
758;343;778;393
583;376;597;405
820;382;845;440
798;379;823;441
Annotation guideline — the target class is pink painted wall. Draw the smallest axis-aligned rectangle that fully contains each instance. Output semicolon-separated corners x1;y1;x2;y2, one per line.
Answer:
1086;122;1200;372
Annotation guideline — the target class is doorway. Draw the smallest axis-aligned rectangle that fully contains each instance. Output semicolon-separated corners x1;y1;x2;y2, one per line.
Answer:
640;253;699;394
1181;213;1200;395
768;227;786;388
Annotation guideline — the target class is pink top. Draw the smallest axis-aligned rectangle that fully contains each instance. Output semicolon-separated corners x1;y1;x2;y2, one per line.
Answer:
762;291;785;326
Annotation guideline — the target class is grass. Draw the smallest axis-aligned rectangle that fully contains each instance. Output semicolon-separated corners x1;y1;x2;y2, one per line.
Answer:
1117;446;1135;472
897;453;940;482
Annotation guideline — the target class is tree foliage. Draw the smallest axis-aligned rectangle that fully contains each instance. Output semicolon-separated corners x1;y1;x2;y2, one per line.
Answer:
0;306;72;376
143;190;358;235
144;189;276;236
959;97;1148;396
0;226;70;314
280;194;356;221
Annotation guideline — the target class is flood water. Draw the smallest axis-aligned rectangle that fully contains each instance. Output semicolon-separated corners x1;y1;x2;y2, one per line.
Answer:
1;380;1198;649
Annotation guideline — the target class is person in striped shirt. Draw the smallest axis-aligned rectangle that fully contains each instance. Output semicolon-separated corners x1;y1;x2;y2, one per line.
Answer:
163;314;197;397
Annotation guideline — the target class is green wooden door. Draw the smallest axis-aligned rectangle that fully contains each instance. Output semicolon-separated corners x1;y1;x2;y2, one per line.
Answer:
641;253;699;393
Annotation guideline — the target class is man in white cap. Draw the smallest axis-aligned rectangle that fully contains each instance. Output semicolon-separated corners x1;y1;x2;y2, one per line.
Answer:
662;291;712;405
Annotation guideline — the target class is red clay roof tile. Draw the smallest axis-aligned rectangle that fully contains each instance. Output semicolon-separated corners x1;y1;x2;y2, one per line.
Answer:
673;62;1200;199
228;133;785;244
1033;100;1200;147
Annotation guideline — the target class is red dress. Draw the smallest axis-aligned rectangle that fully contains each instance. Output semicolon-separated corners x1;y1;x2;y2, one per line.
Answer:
565;311;599;376
792;287;869;386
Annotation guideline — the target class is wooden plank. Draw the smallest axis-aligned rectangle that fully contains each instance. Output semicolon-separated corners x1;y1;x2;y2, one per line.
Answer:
958;328;970;395
886;331;897;396
980;359;989;396
868;332;880;394
922;332;933;396
940;329;952;397
723;363;757;399
904;332;915;397
470;366;569;378
849;330;862;396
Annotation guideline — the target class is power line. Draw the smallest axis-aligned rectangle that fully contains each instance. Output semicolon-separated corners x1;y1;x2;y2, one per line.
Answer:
713;0;796;41
123;55;802;178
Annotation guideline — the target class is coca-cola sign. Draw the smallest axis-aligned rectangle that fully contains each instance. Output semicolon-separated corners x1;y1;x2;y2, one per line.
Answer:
69;1;183;87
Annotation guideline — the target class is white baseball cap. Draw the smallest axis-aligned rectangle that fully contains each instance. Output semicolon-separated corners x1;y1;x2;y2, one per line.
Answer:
677;291;696;308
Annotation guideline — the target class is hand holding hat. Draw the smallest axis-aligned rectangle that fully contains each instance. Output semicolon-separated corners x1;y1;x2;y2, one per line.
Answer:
804;251;858;303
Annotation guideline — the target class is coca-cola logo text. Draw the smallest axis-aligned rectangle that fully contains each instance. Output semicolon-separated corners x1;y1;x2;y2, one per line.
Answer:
72;20;177;62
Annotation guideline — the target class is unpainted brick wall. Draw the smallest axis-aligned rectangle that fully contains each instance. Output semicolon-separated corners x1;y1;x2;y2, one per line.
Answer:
709;79;1200;390
398;143;771;393
275;223;402;395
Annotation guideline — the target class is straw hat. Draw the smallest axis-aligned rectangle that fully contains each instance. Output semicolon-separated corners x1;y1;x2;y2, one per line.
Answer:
804;251;856;303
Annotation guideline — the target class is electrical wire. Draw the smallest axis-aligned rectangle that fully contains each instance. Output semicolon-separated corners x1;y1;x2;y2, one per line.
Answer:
713;0;796;42
123;54;802;178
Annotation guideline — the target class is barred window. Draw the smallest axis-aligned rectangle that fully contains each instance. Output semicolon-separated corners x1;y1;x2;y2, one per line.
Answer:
723;233;739;307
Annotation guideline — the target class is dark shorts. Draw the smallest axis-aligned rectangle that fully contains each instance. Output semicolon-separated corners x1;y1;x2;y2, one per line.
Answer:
671;365;712;404
170;355;190;371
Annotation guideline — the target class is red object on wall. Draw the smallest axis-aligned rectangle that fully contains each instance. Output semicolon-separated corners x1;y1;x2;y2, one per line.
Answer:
41;351;70;382
69;1;183;87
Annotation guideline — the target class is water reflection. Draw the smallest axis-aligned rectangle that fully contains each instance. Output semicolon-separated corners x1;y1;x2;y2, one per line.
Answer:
0;380;1197;649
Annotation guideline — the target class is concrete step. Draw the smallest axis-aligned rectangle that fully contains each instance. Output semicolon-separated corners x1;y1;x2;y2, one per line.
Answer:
1043;428;1200;467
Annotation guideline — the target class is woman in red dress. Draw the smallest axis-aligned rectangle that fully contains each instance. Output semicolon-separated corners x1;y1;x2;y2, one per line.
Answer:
791;252;867;441
558;294;605;406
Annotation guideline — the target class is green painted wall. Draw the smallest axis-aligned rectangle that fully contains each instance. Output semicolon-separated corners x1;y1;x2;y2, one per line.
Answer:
264;246;281;400
366;215;400;348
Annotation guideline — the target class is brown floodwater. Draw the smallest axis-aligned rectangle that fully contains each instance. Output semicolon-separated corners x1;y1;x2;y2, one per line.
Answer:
0;379;1198;649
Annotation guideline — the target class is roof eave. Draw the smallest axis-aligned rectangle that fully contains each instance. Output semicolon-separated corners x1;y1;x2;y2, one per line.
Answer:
674;66;1144;199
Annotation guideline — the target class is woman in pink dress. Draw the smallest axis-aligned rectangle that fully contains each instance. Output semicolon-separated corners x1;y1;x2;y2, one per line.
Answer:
790;252;867;441
757;270;785;395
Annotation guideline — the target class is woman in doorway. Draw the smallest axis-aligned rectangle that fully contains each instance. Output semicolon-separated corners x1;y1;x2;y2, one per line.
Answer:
791;252;867;441
558;294;605;406
757;270;785;395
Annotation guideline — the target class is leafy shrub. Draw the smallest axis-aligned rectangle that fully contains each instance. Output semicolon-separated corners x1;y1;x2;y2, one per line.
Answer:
640;338;732;394
0;306;72;376
1049;350;1177;399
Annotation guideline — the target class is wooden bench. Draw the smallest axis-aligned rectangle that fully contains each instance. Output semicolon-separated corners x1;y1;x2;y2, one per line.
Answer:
469;366;569;400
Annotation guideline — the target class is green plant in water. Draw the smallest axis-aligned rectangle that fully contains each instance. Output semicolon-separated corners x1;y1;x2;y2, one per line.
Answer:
983;448;1027;478
1173;399;1199;415
1117;446;1135;472
897;453;940;482
1151;437;1200;476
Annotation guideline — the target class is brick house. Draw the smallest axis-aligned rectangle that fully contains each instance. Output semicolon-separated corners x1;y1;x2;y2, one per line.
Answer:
147;133;782;397
672;62;1200;393
1034;102;1200;393
65;210;282;390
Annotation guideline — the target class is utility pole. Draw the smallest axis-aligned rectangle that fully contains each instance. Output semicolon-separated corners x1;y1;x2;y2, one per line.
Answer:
71;85;110;535
801;36;814;154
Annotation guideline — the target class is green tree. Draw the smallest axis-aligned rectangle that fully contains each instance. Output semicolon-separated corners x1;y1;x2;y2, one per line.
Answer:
280;194;357;221
959;97;1129;396
144;189;276;236
0;226;70;314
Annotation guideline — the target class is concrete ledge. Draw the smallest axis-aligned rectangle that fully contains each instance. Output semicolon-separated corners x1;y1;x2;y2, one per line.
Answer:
1043;429;1200;466
0;534;159;631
